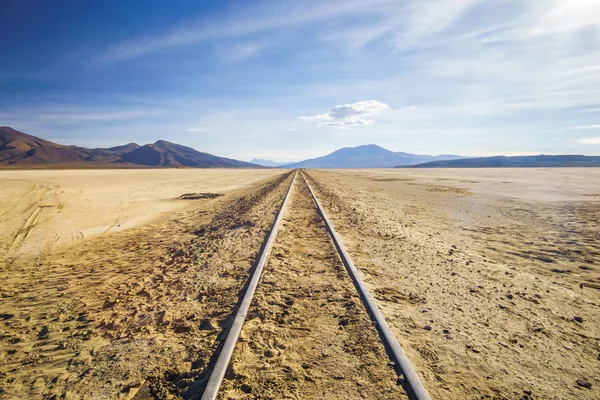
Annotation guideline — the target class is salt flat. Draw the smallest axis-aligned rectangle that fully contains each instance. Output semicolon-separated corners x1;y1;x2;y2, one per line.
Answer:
0;169;284;261
340;167;600;201
0;170;291;399
1;167;598;399
307;168;600;399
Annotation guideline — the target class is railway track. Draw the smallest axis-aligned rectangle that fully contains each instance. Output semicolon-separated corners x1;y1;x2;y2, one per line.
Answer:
200;170;430;399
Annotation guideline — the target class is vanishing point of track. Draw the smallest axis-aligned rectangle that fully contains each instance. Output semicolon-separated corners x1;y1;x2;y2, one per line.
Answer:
201;170;431;400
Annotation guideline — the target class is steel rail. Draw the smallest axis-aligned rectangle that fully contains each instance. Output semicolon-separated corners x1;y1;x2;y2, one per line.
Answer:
200;170;297;400
301;171;432;400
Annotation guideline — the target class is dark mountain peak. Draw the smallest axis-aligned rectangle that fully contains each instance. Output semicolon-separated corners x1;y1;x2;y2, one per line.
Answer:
111;142;139;149
0;127;258;168
1;126;39;141
153;139;173;146
151;140;200;154
340;143;384;150
282;144;465;168
120;139;256;168
106;143;140;152
329;144;392;157
1;126;16;133
0;126;87;165
0;126;20;134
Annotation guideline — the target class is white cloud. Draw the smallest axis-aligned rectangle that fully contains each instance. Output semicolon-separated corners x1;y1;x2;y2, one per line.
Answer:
299;100;389;128
571;124;600;130
320;119;373;128
298;113;332;121
329;100;389;118
577;137;600;144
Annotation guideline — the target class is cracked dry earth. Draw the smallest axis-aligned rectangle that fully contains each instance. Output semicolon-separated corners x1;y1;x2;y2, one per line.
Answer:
219;175;404;400
305;169;600;400
0;171;294;400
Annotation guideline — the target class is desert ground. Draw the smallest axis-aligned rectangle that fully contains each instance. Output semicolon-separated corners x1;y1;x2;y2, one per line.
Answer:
0;169;289;399
0;167;598;399
305;168;600;399
0;169;285;261
219;175;403;399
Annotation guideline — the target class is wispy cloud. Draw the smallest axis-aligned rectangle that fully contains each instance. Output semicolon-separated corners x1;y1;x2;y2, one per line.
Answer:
393;0;481;50
5;0;600;158
576;137;600;144
299;100;389;128
571;124;600;130
93;0;399;65
529;0;600;37
298;113;332;122
218;42;266;62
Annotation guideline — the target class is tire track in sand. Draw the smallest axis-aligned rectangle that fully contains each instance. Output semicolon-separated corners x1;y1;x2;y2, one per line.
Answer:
2;182;61;261
5;206;43;259
0;172;295;400
218;174;405;399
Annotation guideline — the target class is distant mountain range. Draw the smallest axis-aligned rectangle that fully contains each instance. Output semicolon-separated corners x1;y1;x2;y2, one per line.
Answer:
4;127;596;169
249;158;291;167
282;144;464;168
0;127;258;168
405;155;600;168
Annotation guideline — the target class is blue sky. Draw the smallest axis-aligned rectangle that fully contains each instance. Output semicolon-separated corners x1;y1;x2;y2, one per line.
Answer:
1;0;600;161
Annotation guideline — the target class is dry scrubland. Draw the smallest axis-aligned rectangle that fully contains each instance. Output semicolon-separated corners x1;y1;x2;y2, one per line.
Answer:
0;167;598;399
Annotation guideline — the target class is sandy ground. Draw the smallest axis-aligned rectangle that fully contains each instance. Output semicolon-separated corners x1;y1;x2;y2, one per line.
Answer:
219;176;404;399
2;167;599;399
305;168;600;400
0;170;293;399
0;169;285;261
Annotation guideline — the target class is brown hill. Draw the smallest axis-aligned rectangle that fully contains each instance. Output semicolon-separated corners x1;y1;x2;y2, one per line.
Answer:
119;140;257;168
0;127;259;168
70;143;141;163
106;143;141;154
0;126;90;164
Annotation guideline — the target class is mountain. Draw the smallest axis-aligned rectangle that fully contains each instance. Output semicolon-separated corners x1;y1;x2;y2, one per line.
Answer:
120;140;257;167
0;127;258;168
405;155;600;168
1;126;90;164
66;143;142;163
282;144;464;168
106;143;141;154
250;158;291;167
